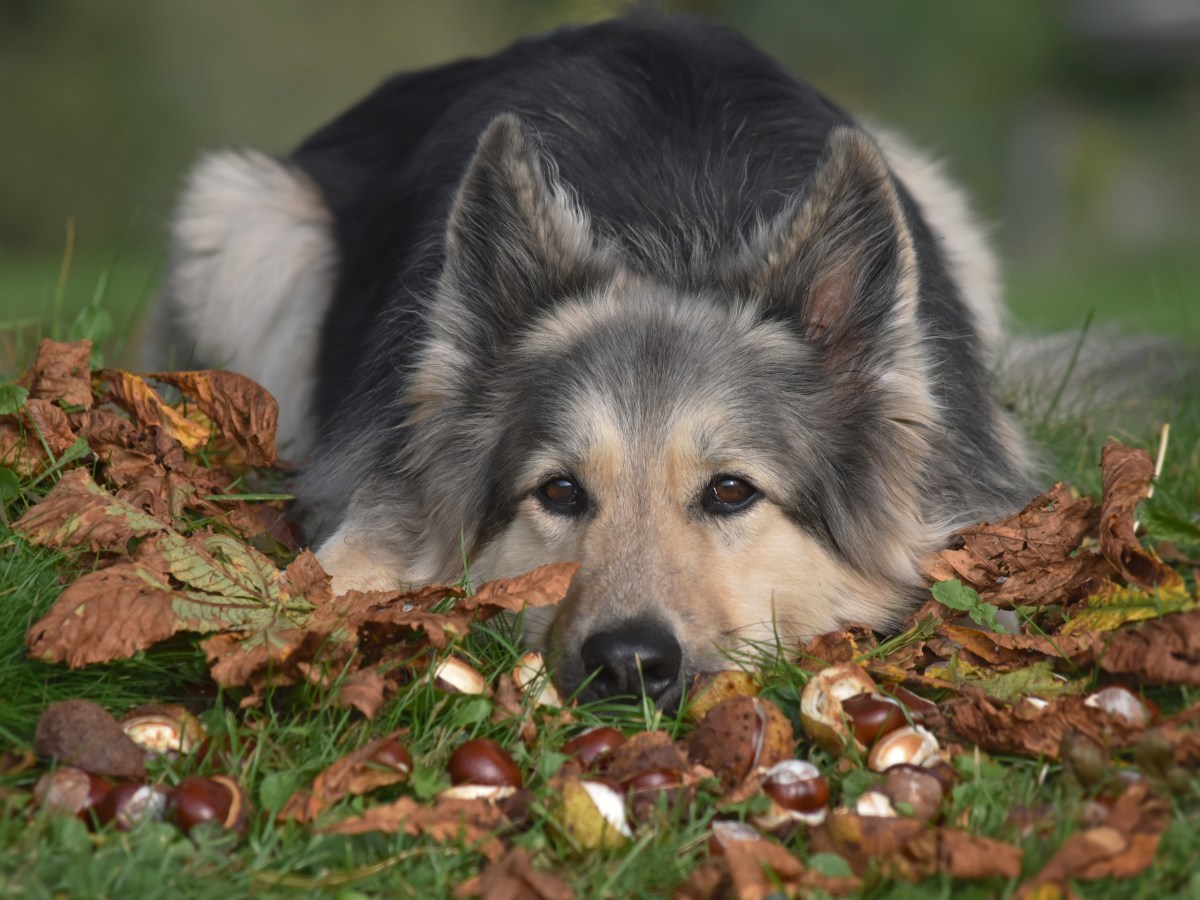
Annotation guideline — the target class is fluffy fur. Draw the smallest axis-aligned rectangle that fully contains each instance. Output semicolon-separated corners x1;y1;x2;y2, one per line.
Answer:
152;14;1037;708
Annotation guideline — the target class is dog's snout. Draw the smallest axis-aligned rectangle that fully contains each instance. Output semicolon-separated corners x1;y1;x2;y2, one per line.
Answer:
579;617;682;707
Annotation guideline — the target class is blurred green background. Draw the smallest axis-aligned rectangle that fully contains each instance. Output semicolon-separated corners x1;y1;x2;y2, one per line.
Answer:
2;0;1199;365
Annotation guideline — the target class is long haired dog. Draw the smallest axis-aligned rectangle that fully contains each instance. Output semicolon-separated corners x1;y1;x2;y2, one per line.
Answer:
151;15;1035;708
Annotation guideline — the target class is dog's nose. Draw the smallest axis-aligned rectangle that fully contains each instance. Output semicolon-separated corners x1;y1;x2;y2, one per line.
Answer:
580;617;682;706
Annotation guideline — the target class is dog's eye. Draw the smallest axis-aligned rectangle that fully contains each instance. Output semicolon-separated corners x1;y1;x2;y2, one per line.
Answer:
536;476;587;515
703;475;759;514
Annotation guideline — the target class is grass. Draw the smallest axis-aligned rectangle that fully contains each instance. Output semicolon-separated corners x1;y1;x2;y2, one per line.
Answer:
1;249;1198;898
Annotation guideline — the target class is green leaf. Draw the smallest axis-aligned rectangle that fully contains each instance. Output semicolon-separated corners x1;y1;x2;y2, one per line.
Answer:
1140;502;1200;547
0;384;28;416
259;772;300;813
0;467;19;505
931;580;1011;633
409;763;449;801
938;656;1085;703
808;853;854;878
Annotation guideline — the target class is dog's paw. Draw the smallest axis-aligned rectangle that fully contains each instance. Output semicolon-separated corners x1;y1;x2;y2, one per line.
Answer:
316;530;404;595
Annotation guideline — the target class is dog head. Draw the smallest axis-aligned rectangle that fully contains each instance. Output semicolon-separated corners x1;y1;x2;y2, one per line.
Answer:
318;114;938;709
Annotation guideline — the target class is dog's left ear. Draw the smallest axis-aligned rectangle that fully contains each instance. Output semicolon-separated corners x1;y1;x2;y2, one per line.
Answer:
438;114;609;350
735;127;920;369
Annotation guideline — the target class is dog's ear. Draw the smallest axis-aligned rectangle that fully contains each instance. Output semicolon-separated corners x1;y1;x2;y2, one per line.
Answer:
737;127;920;369
439;114;608;349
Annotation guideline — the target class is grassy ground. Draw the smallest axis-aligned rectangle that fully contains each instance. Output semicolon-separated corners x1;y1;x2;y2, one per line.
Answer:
1;252;1198;898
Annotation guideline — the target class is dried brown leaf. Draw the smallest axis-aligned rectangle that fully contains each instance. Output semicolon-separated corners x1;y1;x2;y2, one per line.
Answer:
453;848;576;900
14;468;166;553
279;730;410;823
17;338;93;409
922;484;1098;588
149;370;278;467
1085;608;1200;686
937;829;1024;880
1098;441;1183;591
322;794;508;860
101;369;210;453
461;562;579;618
1017;783;1168;896
944;691;1145;760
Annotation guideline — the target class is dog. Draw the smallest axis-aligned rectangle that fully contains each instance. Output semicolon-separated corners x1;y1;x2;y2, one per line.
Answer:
148;13;1038;710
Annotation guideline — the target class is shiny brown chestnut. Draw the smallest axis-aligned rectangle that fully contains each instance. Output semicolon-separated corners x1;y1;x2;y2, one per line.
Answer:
841;693;908;747
762;760;829;815
882;763;946;822
94;782;168;831
562;726;626;770
447;737;523;788
33;767;112;822
622;767;683;795
370;738;413;778
168;775;247;834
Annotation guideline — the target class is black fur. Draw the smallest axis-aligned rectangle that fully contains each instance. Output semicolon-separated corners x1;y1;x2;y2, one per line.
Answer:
292;13;1028;539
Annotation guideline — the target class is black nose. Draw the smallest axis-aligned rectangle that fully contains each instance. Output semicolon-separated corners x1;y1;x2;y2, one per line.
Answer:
579;617;683;707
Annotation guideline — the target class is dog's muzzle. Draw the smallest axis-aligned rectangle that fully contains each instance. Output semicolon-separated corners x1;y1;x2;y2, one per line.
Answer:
579;616;683;709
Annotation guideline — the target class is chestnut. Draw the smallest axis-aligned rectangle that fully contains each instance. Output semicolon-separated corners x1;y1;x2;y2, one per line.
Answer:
439;783;517;802
688;696;794;790
120;705;204;757
370;738;413;778
556;777;631;849
890;687;939;724
708;819;763;855
762;760;829;816
168;775;247;834
751;759;829;830
447;737;523;788
854;790;897;817
1084;686;1155;728
433;656;488;695
687;670;759;720
512;652;563;708
841;693;908;747
622;767;682;794
799;663;877;753
33;767;111;822
94;782;167;831
882;763;946;822
562;726;626;770
866;725;940;773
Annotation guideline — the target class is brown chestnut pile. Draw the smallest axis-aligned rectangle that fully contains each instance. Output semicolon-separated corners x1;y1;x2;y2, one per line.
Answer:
31;701;252;838
26;659;956;861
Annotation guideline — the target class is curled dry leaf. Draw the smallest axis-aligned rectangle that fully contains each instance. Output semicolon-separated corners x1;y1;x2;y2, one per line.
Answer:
101;369;211;454
460;562;580;619
149;370;278;468
1098;441;1183;591
279;730;410;823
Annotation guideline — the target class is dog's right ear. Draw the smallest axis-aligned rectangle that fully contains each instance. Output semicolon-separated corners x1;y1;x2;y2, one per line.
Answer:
437;114;609;352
